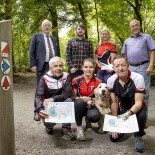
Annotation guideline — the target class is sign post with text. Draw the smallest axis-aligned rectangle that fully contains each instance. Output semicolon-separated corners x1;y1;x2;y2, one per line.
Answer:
0;20;15;155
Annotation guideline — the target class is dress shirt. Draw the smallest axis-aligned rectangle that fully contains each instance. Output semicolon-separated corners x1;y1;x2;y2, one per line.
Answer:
43;33;55;62
122;32;155;64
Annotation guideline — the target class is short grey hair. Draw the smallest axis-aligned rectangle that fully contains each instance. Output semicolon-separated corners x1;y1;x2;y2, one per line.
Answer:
49;56;63;67
129;19;140;27
41;19;52;27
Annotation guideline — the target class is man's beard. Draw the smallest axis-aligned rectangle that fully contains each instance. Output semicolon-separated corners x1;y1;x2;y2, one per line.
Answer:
77;33;84;37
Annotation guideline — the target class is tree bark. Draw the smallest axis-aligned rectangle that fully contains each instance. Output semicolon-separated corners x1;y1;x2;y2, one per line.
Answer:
77;2;88;39
94;0;99;43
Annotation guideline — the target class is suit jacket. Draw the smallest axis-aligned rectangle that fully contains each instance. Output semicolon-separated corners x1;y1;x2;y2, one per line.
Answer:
29;33;58;71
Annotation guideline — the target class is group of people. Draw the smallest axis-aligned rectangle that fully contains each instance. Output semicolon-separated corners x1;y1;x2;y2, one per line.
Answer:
29;19;155;153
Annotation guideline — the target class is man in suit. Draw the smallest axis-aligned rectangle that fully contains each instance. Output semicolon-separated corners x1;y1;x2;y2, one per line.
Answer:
29;19;58;121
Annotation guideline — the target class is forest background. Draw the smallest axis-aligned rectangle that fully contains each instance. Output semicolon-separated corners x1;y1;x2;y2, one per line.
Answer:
1;0;155;72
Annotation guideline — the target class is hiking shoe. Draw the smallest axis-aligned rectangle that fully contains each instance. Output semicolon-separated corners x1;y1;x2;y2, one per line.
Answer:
62;128;76;140
134;136;144;153
76;127;86;141
46;127;53;134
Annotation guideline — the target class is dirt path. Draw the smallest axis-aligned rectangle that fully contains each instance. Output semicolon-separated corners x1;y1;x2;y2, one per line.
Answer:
13;74;155;155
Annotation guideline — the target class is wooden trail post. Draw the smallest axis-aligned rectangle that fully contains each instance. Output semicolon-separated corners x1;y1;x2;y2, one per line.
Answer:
0;20;16;155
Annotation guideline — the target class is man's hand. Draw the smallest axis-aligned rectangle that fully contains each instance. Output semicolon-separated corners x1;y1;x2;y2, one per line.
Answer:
146;65;153;75
118;111;130;120
43;98;54;106
39;110;49;118
70;67;77;74
109;132;119;139
31;66;37;72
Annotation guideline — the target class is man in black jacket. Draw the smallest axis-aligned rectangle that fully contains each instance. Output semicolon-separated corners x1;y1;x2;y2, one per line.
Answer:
35;56;75;140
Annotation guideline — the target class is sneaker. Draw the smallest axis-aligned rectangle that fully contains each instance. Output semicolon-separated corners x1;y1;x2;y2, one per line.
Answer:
134;136;144;153
62;128;76;140
76;127;86;141
46;127;53;134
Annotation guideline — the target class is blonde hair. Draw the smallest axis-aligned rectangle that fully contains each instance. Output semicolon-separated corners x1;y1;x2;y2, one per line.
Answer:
101;28;110;35
41;19;52;28
100;28;110;44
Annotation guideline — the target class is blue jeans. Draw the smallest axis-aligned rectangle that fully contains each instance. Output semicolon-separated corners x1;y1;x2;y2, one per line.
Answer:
129;62;150;118
43;98;72;129
97;70;113;83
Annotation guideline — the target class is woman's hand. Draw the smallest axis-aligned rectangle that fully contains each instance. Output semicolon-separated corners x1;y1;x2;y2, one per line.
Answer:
87;100;94;106
81;96;91;102
97;62;102;68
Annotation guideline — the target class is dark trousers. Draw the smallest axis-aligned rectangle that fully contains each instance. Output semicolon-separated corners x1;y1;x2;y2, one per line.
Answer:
36;62;49;85
74;99;100;126
34;62;49;112
69;70;83;81
110;106;147;142
97;70;113;83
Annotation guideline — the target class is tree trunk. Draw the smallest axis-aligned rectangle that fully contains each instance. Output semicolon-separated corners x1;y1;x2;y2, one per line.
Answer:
94;0;99;43
77;2;88;39
43;0;60;56
50;8;60;56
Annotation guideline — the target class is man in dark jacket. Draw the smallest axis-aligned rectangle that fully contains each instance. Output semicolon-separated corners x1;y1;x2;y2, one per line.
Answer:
29;19;59;121
35;56;75;140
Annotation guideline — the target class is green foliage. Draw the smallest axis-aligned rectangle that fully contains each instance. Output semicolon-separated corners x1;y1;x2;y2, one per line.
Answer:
0;0;155;72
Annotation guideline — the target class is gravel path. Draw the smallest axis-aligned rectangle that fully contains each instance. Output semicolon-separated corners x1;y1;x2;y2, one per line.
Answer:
13;74;155;155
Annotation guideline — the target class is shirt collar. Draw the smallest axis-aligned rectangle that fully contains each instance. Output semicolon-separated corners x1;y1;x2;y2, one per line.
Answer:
75;36;85;41
47;71;63;79
116;70;131;82
43;33;50;37
83;75;95;83
131;32;143;38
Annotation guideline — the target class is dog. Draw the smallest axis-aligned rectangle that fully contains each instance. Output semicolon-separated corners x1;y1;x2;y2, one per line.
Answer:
94;83;111;133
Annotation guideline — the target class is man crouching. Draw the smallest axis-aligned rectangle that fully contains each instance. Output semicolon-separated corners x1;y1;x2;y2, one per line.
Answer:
35;56;76;140
107;55;146;153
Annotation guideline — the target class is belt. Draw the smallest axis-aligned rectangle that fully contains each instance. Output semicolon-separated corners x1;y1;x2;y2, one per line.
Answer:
129;60;149;66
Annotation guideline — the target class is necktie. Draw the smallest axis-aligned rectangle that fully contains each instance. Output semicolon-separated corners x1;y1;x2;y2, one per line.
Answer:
46;35;53;58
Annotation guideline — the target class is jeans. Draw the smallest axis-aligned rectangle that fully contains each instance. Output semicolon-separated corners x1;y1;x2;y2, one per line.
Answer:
43;98;72;129
97;70;113;83
129;62;150;118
